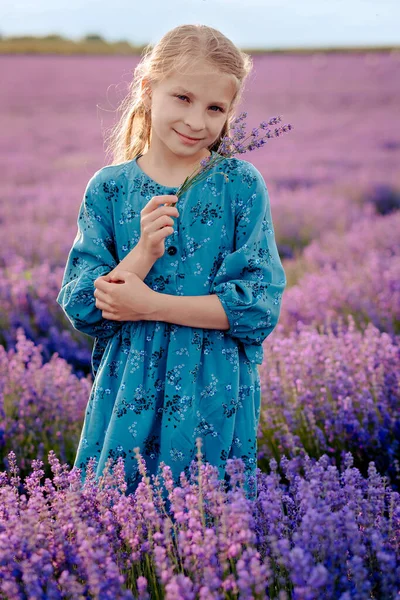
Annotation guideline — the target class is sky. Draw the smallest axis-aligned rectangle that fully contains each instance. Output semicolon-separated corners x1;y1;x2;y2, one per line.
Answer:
2;0;399;50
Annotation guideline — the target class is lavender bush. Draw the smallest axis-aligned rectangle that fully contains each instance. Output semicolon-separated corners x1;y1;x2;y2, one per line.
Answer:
0;328;90;478
281;251;400;336
259;316;400;489
0;259;92;376
284;211;400;285
297;211;400;272
280;212;400;336
0;441;399;599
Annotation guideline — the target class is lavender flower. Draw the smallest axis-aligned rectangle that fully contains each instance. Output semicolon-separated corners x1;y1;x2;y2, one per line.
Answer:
0;327;90;481
1;447;399;598
168;113;293;205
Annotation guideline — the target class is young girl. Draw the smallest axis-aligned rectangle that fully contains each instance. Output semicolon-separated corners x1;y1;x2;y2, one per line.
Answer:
57;24;287;502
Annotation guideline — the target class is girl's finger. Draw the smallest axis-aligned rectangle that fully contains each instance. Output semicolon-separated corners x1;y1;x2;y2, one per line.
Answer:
102;311;119;320
95;298;107;311
94;293;112;312
94;288;109;302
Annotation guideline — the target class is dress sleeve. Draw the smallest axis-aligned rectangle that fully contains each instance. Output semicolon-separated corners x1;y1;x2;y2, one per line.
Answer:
56;168;123;340
210;162;286;365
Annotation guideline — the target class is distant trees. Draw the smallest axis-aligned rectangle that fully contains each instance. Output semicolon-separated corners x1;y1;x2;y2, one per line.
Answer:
0;33;148;55
43;34;67;41
84;34;105;42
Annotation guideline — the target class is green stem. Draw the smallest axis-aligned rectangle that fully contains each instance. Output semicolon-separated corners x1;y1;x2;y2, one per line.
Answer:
173;119;285;203
175;160;228;200
175;155;221;197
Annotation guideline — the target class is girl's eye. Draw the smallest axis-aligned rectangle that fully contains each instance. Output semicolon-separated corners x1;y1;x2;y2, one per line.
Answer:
175;95;224;113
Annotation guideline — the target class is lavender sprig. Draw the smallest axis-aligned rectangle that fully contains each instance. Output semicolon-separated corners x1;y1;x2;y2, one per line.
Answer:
169;112;293;206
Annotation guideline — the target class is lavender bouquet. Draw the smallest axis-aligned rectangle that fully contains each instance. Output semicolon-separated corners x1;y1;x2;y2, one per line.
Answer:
168;112;293;206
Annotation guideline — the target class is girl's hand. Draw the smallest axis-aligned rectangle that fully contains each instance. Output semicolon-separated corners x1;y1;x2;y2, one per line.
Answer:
138;194;180;260
94;270;157;321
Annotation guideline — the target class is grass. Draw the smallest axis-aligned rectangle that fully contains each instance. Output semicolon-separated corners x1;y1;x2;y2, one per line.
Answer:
0;35;399;55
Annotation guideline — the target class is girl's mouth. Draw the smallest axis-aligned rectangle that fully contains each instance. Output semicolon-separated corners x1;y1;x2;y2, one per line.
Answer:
174;130;203;144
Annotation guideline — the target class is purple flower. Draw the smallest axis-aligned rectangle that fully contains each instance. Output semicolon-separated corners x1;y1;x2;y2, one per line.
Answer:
169;112;293;204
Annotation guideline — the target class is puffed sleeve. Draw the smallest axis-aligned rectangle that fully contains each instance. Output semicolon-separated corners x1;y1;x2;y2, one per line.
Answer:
210;161;286;365
56;168;124;341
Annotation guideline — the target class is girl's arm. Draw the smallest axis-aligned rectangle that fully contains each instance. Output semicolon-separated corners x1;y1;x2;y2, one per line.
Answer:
210;163;287;364
149;292;230;330
107;242;156;281
56;169;126;339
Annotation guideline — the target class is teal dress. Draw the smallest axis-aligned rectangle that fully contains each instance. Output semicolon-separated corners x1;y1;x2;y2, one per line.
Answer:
56;151;286;501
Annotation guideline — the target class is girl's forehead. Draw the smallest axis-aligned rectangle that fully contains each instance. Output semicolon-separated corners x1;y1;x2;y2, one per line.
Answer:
163;67;237;94
173;68;222;80
171;57;219;75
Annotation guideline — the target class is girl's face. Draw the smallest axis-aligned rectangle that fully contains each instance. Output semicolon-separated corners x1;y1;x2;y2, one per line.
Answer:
142;62;236;161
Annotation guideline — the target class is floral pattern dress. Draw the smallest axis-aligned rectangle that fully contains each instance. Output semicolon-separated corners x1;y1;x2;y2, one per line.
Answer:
56;151;287;501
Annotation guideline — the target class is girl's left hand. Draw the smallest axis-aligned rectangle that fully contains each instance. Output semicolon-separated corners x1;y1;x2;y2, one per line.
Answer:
94;270;156;321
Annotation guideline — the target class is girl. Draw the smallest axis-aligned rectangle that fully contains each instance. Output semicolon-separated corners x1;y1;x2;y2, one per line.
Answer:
57;24;287;502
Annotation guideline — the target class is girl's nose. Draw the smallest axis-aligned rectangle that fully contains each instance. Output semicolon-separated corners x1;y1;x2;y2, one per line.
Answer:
184;112;206;132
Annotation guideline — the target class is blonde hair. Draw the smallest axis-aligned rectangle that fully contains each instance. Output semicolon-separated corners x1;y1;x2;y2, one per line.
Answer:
104;24;253;165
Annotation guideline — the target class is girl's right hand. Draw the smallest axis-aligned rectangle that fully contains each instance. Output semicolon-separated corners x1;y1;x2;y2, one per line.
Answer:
138;195;180;259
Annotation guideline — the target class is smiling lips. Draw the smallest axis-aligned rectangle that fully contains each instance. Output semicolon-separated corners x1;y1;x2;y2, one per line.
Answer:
175;130;203;141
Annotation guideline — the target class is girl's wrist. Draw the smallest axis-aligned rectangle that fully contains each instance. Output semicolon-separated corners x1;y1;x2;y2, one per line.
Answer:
118;244;155;280
143;291;163;321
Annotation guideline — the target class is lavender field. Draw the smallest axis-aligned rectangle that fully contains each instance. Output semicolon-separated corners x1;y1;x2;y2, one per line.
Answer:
0;52;399;598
